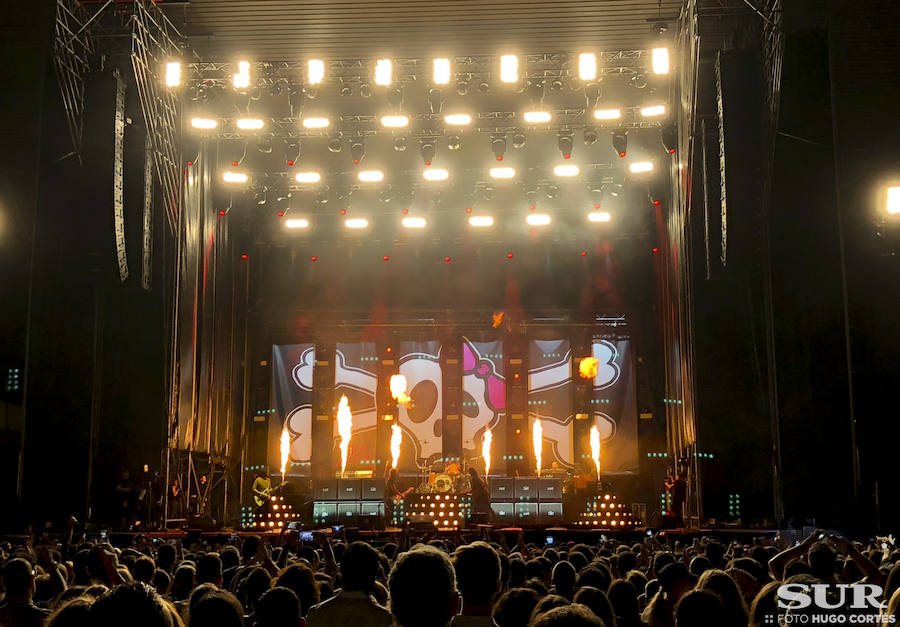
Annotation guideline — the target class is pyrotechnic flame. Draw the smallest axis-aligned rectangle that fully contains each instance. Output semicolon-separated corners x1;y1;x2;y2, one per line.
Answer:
590;425;601;481
492;311;505;328
389;374;412;407
579;356;599;380
390;424;402;470
337;395;353;477
279;425;290;480
482;428;493;476
533;419;543;477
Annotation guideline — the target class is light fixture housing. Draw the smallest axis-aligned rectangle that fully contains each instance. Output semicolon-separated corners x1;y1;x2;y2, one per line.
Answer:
357;170;384;182
469;216;494;227
191;117;218;129
500;55;518;83
285;218;310;229
553;164;580;177
380;115;409;128
652;47;670;75
588;211;612;222
301;117;330;129
526;213;551;226
489;167;516;179
523;111;552;123
640;105;667;118
236;118;264;130
423;168;449;181
402;216;427;228
222;171;248;183
307;59;325;84
444;113;472;126
345;218;369;228
578;53;597;81
295;172;321;183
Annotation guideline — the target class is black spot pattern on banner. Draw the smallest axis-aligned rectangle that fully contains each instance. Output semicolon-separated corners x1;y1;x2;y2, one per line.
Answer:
434;419;443;438
462;391;479;418
408;380;438;423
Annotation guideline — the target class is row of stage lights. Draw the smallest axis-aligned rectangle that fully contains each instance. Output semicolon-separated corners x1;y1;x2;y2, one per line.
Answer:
165;49;671;91
268;210;614;231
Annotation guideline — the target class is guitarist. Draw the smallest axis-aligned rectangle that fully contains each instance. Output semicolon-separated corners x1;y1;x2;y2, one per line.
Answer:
252;470;272;518
384;465;411;525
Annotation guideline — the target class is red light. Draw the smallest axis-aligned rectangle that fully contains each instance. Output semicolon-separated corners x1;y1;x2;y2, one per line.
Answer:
581;251;587;257
277;211;284;217
593;203;601;209
507;253;513;259
218;210;226;216
287;160;295;166
187;161;194;166
340;209;347;215
465;207;472;213
444;256;451;263
652;247;660;253
618;152;626;158
515;428;522;436
529;205;535;211
311;256;318;262
669;148;676;154
563;153;571;159
653;199;661;206
513;373;520;380
383;255;390;261
232;161;238;166
240;254;248;260
386;347;392;353
353;159;360;165
425;160;431;166
496;155;503;161
402;209;409;215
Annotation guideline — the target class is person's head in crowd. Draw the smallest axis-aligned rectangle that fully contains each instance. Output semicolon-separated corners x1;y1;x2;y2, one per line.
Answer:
607;578;639;626
783;558;813;579
220;546;240;573
132;556;155;584
153;568;171;596
526;559;545;582
551;560;576;600
543;548;560;565
573;586;616;627
531;603;604;627
729;557;765;584
807;541;837;582
658;562;694;604
509;558;528;588
2;557;36;601
172;564;196;601
253;587;301;627
239;567;272;613
578;564;613;594
688;556;710;578
725;567;761;605
748;581;781;627
157;544;177;573
340;540;382;594
625;570;648;597
188;589;244;627
617;552;637;576
674;589;727;627
696;569;748;627
297;546;320;571
529;594;570;624
840;556;863;583
498;551;511;593
453;541;502;613
47;596;95;627
493;587;541;627
196;554;223;587
522;577;549;597
389;546;459;627
569;551;589;574
273;563;319;616
90;581;175;627
241;536;260;563
652;552;676;579
372;579;389;607
703;542;726;569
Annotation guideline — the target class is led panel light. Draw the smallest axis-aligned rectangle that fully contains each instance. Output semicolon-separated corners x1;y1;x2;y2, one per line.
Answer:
553;165;579;177
526;213;551;226
357;170;385;182
308;59;325;85
640;105;666;118
888;186;900;214
433;58;451;85
652;47;670;75
222;171;248;183
165;62;181;87
579;53;597;81
629;161;654;173
191;118;218;129
301;117;330;129
444;113;472;126
523;111;552;123
345;218;369;229
233;61;250;89
588;211;612;222
380;115;409;128
375;59;392;86
236;118;264;130
593;108;622;120
469;216;494;227
402;217;427;228
500;55;518;83
489;167;516;179
285;218;309;229
422;168;449;181
294;172;321;183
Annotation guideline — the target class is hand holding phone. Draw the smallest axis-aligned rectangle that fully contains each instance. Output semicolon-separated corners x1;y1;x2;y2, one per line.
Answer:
546;536;554;545
299;531;314;542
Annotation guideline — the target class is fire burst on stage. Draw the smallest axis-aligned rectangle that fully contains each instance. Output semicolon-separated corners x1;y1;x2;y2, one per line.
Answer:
280;424;290;480
390;424;402;469
533;419;543;477
337;395;353;477
579;356;599;379
389;374;412;407
590;425;601;480
482;427;492;476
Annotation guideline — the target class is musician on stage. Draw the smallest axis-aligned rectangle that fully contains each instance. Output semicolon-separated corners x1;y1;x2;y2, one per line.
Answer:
467;467;490;524
384;465;405;526
252;470;272;517
664;470;687;527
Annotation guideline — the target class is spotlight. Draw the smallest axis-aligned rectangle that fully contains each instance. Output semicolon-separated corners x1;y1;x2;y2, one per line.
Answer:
340;81;352;97
612;130;627;157
423;168;449;181
420;140;436;165
433;58;451;85
491;136;507;161
393;135;408;151
512;130;526;149
285;141;300;164
478;81;490;94
553;165;579;177
222;171;248;184
301;117;329;129
661;124;677;154
295;171;320;183
256;137;273;153
350;138;365;164
469;216;494;227
428;88;443;114
237;118;264;130
550;78;564;91
456;79;468;96
327;133;343;153
588;211;612;222
447;135;460;150
345;218;369;229
526;213;551;226
584;82;601;106
360;82;372;98
402;216;427;228
652;47;670;75
307;59;325;85
380;115;409;128
594;108;621;121
375;59;392;86
489;167;515;179
557;133;574;159
523;111;551;124
578;53;597;81
233;60;251;89
357;170;384;182
629;161;653;173
526;80;544;106
388;86;404;108
641;104;666;117
190;118;218;130
285;218;309;229
583;127;598;145
631;74;648;89
500;55;518;83
165;61;181;87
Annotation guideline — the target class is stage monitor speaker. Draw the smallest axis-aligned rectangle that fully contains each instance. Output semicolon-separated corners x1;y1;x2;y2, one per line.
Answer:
515;502;539;522
539;502;564;523
338;502;360;519
538;478;563;501
360;501;384;518
337;478;361;500
490;478;514;501
514;478;538;501
313;502;338;525
314;479;338;501
490;502;515;523
361;478;385;500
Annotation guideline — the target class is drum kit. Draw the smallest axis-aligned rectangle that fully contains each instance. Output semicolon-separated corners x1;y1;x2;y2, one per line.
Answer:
417;460;471;495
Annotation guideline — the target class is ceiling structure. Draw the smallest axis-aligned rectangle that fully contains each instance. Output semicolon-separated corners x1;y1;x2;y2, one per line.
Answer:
161;0;684;60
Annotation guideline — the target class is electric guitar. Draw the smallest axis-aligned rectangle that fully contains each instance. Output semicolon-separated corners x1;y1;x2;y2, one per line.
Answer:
393;488;414;503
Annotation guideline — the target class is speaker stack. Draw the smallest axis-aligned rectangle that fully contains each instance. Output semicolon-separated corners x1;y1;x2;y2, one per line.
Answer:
490;477;564;525
312;478;384;527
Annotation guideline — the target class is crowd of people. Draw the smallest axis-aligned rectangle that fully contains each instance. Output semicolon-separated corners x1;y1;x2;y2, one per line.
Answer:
1;522;898;627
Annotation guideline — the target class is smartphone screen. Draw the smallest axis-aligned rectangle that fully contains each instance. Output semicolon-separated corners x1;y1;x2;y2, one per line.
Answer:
332;525;343;533
100;530;108;541
546;536;554;545
300;531;314;541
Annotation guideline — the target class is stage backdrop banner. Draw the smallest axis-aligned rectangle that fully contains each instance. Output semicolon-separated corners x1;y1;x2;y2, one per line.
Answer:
528;339;575;470
590;337;639;473
397;341;443;471
462;338;506;471
271;344;314;473
334;342;378;471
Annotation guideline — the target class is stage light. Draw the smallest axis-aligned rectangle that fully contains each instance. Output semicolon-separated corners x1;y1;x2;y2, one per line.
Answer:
511;130;526;149
295;172;321;183
357;170;384;182
641;104;666;117
469;216;494;227
380;115;408;128
327;133;342;152
523;111;552;124
285;218;309;229
629;161;654;173
345;218;369;229
594;108;621;121
420;140;435;165
612;130;627;157
553;164;579;177
423;168;449;181
652;47;670;75
222;171;248;183
233;60;251;89
500;55;518;83
456;78;469;95
888;187;900;214
526;213;551;226
579;53;597;81
489;167;515;179
661;123;677;154
588;211;612;222
402;216;427;228
302;116;330;129
375;59;392;85
350;138;365;164
236;118;264;130
433;58;451;84
427;88;443;114
165;61;181;87
444;113;472;126
285;141;300;165
447;135;460;150
308;59;325;85
558;134;574;159
583;127;598;145
491;136;507;161
191;117;218;129
256;137;272;154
